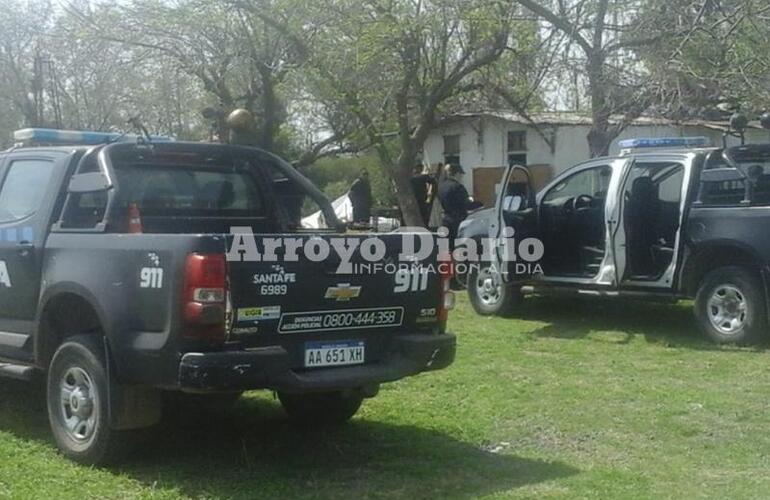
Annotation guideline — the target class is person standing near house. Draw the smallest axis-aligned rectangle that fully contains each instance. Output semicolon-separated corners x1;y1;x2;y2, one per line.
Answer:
410;163;437;227
438;163;482;246
348;169;372;224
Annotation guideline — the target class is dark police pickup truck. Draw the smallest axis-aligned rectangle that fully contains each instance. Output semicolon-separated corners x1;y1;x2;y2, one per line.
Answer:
0;129;455;464
459;136;770;345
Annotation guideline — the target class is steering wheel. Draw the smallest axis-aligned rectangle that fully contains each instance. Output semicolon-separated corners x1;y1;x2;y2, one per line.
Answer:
573;194;594;211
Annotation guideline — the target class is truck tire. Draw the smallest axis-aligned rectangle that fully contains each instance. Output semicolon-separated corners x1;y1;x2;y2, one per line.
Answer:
694;266;767;344
278;391;363;425
47;335;133;464
468;264;521;317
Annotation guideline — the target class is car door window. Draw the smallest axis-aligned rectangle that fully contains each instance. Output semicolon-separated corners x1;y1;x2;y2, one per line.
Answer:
0;159;56;223
657;168;685;203
543;166;612;205
60;191;109;229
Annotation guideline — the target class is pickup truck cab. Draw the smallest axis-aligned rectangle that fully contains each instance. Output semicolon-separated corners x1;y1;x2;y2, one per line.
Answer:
460;137;770;345
0;129;455;464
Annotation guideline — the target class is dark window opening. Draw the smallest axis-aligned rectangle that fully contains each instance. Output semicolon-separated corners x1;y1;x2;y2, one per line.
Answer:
61;191;108;229
443;134;460;166
508;153;528;167
108;162;271;233
507;131;527;151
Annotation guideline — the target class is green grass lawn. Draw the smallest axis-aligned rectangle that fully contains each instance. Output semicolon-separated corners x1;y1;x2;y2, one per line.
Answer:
3;295;770;499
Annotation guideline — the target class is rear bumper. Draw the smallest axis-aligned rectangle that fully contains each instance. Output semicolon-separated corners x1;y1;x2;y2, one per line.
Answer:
178;333;456;393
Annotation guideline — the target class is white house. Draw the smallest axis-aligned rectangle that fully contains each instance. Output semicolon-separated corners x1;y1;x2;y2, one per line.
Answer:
422;111;768;208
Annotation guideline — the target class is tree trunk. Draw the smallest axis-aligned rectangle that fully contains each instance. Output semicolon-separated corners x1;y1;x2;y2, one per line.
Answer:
257;64;279;152
586;51;612;158
587;127;612;157
391;159;424;227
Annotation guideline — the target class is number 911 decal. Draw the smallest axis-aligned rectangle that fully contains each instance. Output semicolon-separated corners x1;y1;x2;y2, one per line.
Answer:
139;252;163;289
394;267;429;293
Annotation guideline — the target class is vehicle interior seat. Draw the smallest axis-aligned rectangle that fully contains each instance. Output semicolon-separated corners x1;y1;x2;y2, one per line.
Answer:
575;192;608;275
142;187;176;211
197;180;236;209
625;176;659;276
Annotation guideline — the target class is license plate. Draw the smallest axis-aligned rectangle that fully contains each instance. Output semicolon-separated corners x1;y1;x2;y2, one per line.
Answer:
304;340;364;368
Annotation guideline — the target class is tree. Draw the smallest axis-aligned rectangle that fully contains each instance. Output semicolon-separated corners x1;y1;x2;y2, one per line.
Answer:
641;0;770;120
49;9;206;137
477;18;562;151
248;0;518;225
68;0;290;151
514;0;706;157
0;0;54;131
0;0;209;145
70;0;368;165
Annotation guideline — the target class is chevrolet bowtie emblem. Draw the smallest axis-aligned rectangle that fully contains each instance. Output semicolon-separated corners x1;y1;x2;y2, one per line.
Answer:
325;284;362;301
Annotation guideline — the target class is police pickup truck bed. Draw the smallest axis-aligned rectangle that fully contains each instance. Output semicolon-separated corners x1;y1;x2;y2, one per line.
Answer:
0;137;455;464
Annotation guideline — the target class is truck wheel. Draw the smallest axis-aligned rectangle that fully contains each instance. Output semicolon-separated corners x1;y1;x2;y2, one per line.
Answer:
47;335;131;464
278;391;363;425
468;264;521;317
694;266;767;344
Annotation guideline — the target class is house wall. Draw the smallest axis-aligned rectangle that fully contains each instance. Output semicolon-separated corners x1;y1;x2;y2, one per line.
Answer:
423;116;770;194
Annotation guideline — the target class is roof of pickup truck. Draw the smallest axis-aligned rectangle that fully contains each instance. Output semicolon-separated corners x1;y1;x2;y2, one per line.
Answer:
12;128;172;146
1;137;250;160
1;128;178;157
0;145;92;155
623;148;718;158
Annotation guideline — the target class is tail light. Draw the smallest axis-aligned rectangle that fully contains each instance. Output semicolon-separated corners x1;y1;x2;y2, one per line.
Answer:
437;252;455;324
182;253;227;343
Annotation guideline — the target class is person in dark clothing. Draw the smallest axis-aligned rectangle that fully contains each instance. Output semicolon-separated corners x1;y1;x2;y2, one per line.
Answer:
348;169;372;223
438;164;482;246
410;164;437;227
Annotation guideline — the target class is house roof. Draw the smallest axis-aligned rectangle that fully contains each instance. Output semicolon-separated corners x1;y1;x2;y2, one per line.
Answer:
440;110;762;131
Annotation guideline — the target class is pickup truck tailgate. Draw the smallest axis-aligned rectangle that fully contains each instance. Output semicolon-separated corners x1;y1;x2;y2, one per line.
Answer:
225;233;443;367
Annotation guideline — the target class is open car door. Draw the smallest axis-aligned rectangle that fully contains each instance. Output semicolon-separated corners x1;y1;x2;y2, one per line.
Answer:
492;165;537;282
614;155;692;289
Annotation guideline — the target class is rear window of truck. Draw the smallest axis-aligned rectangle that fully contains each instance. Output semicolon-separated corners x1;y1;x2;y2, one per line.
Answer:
92;162;279;234
114;164;266;216
58;146;329;232
699;148;770;206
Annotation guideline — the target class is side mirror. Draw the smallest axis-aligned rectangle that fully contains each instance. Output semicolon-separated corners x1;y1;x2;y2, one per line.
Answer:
503;195;523;213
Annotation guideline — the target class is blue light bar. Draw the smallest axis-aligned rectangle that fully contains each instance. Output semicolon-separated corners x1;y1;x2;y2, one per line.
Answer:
618;136;711;150
13;128;172;145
